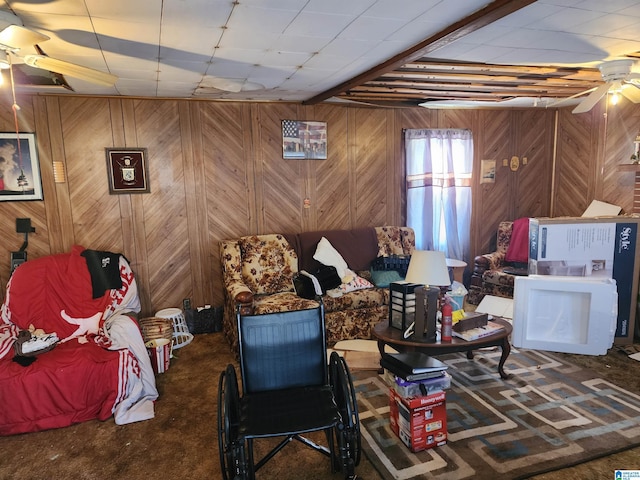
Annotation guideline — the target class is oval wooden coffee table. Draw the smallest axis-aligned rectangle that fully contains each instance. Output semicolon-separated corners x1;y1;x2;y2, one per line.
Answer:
372;318;512;379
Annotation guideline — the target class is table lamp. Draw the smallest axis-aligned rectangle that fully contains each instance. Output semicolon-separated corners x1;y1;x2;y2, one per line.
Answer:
404;250;451;342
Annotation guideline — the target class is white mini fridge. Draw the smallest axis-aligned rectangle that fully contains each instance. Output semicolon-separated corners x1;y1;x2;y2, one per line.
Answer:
512;275;618;355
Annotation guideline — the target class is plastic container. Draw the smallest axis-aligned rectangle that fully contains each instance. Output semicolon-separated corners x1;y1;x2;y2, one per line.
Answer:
385;370;451;397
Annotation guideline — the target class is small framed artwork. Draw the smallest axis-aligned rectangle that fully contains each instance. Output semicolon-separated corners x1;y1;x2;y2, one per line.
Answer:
282;120;327;159
106;148;150;194
480;159;496;184
0;132;43;201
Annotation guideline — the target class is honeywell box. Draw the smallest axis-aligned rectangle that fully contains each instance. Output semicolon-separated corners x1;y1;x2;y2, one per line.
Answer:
528;216;640;344
389;388;447;452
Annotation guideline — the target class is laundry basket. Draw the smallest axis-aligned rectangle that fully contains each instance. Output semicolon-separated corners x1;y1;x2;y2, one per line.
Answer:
154;307;194;349
139;316;173;374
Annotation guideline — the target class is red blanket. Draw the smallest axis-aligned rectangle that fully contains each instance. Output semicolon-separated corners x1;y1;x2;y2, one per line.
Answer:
0;246;150;435
0;341;132;435
2;245;112;339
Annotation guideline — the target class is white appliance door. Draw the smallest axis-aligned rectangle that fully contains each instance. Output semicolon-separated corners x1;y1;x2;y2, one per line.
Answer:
512;275;617;355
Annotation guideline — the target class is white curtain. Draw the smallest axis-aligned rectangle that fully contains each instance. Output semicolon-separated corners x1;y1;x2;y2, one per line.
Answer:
405;129;473;263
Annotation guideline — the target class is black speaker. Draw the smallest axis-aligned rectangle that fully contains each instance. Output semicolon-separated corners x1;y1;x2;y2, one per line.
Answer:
413;286;441;342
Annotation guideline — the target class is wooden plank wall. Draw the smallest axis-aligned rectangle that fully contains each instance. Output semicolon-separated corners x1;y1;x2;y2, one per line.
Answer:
0;94;637;316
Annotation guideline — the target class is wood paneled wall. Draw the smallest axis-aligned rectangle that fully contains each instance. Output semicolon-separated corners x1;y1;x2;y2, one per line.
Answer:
0;94;637;316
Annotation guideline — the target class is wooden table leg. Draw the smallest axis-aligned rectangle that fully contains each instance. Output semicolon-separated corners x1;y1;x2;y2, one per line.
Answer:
497;338;511;379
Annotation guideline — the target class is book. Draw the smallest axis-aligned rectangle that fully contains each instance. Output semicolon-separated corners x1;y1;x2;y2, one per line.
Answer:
380;352;448;382
383;351;448;374
380;355;448;382
451;320;505;341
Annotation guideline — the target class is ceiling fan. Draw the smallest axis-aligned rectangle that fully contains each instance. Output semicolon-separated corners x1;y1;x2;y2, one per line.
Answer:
0;10;117;87
558;59;640;114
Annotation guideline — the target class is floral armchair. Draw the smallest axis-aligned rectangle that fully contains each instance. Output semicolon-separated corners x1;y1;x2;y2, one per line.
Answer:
467;219;530;305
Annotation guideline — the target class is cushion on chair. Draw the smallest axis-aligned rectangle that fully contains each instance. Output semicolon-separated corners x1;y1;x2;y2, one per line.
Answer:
375;226;406;256
505;217;530;264
252;292;320;315
495;221;514;255
239;234;298;295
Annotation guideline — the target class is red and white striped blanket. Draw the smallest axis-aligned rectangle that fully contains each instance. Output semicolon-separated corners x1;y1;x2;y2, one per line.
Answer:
0;245;158;435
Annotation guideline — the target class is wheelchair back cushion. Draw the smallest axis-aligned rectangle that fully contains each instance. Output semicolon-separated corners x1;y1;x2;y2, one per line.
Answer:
239;307;326;393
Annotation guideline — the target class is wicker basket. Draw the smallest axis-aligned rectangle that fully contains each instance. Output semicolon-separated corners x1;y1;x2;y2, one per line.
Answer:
139;317;173;343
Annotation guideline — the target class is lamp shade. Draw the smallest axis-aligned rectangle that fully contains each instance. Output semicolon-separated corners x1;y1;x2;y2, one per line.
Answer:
404;250;451;287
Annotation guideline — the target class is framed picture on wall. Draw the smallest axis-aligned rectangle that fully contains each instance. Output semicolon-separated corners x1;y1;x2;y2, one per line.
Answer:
480;159;496;184
0;132;43;202
282;120;327;159
106;148;150;194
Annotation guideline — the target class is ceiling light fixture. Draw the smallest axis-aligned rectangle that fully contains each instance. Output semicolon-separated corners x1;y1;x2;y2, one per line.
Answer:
610;91;620;106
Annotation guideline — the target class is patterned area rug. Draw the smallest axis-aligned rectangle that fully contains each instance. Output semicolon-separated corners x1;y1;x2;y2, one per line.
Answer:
355;347;640;480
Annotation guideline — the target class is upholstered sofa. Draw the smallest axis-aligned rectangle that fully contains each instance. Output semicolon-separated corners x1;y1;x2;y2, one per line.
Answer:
220;226;415;352
467;218;530;305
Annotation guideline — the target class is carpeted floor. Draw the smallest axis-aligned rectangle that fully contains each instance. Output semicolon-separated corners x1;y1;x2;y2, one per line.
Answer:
357;347;640;479
0;332;639;479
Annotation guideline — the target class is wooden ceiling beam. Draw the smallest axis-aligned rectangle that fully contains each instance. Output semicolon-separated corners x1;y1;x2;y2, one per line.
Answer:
354;82;589;95
374;72;588;85
303;0;537;105
399;61;600;77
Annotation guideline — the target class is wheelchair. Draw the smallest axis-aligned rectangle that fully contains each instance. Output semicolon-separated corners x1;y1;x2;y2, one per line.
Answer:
217;303;361;479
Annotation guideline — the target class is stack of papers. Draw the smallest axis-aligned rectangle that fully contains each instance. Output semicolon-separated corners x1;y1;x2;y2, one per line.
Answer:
451;320;505;341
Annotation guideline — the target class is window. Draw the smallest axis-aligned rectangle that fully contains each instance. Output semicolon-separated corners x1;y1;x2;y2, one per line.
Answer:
404;129;473;263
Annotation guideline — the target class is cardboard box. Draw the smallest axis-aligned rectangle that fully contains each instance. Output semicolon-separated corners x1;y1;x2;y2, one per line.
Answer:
389;388;447;452
529;216;640;344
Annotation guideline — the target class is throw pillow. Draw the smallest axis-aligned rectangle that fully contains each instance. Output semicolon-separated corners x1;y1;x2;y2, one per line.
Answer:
370;268;404;288
339;272;374;293
313;236;349;280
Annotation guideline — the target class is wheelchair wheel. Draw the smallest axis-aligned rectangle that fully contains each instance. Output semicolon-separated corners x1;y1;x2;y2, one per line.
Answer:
217;364;246;480
329;352;361;479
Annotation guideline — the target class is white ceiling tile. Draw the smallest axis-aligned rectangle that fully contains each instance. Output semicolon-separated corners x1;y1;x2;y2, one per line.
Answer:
91;18;160;44
218;30;280;51
492;3;567;27
365;0;442;21
229;4;299;35
85;0;161;20
573;0;640;13
304;0;375;16
337;15;407;41
286;12;354;38
568;13;640;36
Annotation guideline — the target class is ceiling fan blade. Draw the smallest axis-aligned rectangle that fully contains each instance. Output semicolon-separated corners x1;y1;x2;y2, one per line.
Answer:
0;25;48;50
547;87;596;108
621;83;640;103
572;83;610;114
23;55;117;86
